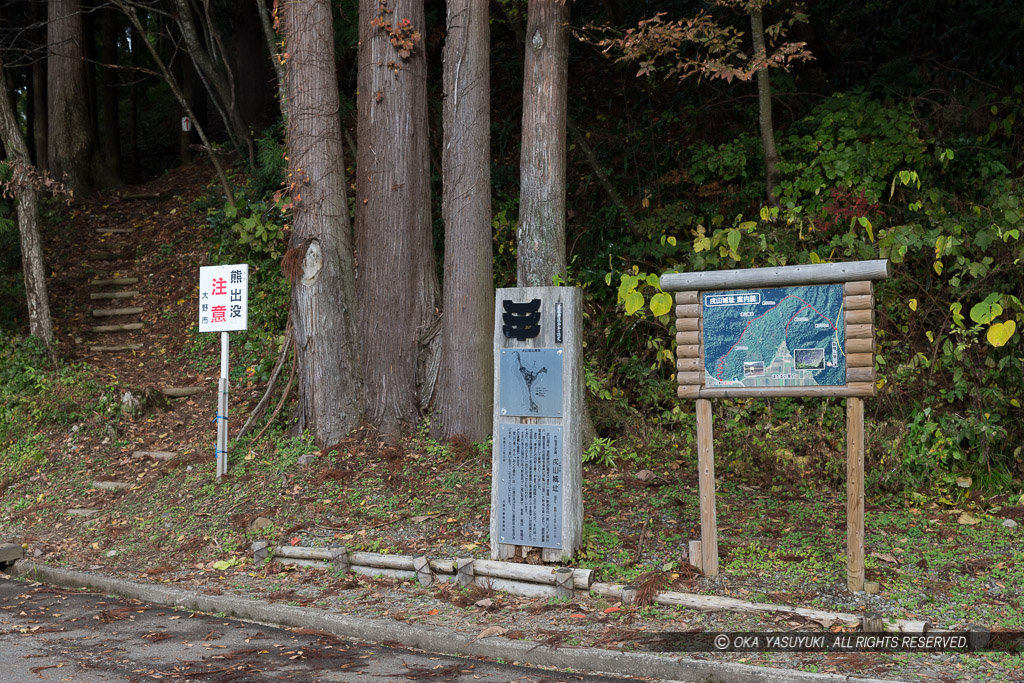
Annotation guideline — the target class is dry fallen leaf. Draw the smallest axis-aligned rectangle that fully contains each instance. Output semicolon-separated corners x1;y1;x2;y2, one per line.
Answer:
635;470;656;482
870;551;899;564
475;626;506;639
474;598;492;609
958;512;980;525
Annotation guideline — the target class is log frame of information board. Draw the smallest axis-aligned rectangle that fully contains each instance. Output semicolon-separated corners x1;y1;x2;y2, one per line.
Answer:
661;260;890;400
659;260;890;591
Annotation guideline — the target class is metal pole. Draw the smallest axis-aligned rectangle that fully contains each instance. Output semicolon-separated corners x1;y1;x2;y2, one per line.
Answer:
217;331;229;478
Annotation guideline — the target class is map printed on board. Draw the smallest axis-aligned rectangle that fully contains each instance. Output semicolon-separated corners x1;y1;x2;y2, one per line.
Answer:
702;284;846;388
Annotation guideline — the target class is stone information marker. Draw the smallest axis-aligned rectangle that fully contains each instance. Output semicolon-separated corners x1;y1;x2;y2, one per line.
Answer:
491;287;584;562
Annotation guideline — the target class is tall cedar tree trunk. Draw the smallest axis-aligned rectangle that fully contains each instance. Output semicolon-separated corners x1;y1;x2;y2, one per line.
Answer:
47;0;96;196
432;0;493;442
31;0;48;172
173;0;254;165
282;0;364;445
355;0;437;437
751;8;781;206
0;59;56;357
98;7;122;179
517;0;569;286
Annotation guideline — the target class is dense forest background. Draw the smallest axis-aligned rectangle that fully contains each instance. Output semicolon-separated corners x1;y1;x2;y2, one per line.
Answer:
1;0;1022;494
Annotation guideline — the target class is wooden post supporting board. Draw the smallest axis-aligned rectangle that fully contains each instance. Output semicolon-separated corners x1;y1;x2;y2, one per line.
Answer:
696;398;719;576
661;260;891;591
847;397;865;592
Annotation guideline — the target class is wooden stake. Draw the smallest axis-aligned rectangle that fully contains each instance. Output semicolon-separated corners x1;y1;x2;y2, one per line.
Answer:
847;396;865;592
695;398;719;576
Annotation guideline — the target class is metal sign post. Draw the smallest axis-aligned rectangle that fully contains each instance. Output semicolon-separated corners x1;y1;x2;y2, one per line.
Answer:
198;264;249;479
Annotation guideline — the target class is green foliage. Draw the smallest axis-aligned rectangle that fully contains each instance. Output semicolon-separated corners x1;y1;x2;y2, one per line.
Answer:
605;90;1023;489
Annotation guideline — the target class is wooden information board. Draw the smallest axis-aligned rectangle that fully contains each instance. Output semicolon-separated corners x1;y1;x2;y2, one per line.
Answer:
660;260;891;591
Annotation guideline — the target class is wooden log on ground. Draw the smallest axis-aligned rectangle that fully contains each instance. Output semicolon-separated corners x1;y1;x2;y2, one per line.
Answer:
278;557;418;580
89;251;128;261
675;303;700;317
846;367;875;383
619;584;637;606
843;281;873;296
675;331;700;346
844;294;874;310
846;353;873;368
676;318;700;332
160;387;203;398
92;481;131;491
698;383;875;399
90;291;139;300
472;559;594;589
661;260;892;291
845;309;874;325
95;228;135;234
674;291;698;305
468;576;561;599
677;385;701;398
89;344;144;352
92;307;144;317
846;338;873;354
846;324;872;339
590;583;862;626
90;277;139;286
133;450;176;460
91;323;144;333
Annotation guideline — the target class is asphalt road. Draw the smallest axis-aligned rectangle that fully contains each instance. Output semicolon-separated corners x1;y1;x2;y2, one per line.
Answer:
0;577;642;683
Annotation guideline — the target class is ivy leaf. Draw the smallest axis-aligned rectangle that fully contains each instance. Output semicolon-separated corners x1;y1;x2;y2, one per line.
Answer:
650;292;672;317
986;320;1016;347
970;293;1003;324
908;299;918;311
624;291;645;315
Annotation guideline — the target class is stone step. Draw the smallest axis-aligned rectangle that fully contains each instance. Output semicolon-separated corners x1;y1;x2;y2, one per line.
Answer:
89;290;139;300
89;344;144;353
91;323;144;333
133;450;177;461
90;277;139;287
92;307;143;317
95;228;136;234
92;481;131;491
66;508;99;517
87;251;129;261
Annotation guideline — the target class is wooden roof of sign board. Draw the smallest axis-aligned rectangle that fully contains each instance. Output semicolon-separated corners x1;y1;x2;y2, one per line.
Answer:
660;260;891;292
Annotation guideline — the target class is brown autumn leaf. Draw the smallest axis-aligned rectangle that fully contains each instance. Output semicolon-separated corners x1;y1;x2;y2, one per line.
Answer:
475;626;507;639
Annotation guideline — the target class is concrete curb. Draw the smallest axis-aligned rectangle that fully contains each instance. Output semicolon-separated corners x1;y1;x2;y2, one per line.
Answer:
7;561;899;683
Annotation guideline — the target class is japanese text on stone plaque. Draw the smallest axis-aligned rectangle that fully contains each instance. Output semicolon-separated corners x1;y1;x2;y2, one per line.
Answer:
497;424;563;548
198;264;249;333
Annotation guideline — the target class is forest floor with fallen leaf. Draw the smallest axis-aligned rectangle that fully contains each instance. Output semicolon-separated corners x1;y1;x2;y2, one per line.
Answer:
2;162;1023;682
